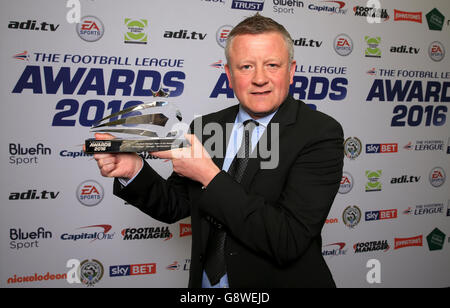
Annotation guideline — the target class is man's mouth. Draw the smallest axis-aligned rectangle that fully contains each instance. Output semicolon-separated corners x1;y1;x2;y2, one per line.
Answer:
251;90;271;95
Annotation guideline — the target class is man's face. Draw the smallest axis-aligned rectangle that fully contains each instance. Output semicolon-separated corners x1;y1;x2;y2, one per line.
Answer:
225;32;296;119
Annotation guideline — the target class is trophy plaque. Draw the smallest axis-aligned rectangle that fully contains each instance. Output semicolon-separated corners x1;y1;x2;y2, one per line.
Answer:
84;90;187;154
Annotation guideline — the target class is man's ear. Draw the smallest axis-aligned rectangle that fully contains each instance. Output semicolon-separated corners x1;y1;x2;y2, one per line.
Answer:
289;60;297;85
224;64;233;89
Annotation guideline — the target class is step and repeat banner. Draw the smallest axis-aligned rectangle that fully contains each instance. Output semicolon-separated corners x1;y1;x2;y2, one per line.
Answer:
1;0;449;288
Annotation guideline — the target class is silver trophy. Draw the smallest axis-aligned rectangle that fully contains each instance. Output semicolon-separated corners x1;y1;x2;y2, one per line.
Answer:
84;89;187;153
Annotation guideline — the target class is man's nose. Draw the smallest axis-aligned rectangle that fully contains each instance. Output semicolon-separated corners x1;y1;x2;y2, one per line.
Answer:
252;66;269;86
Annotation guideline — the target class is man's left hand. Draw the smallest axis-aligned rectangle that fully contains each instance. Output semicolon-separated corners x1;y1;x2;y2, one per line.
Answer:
151;134;220;187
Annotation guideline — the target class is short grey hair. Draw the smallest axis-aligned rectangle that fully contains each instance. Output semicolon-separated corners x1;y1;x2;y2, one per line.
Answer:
225;14;294;65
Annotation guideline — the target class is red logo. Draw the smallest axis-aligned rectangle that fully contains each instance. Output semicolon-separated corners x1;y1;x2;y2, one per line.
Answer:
431;45;443;53
81;20;101;31
394;235;423;249
394;10;422;23
80;185;100;196
325;218;339;224
130;263;156;275
180;223;192;237
337;38;351;47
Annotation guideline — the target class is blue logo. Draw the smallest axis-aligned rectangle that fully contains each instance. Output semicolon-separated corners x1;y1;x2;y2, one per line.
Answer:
231;0;264;11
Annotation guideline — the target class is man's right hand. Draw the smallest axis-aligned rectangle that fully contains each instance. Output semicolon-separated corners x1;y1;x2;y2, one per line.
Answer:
91;133;143;180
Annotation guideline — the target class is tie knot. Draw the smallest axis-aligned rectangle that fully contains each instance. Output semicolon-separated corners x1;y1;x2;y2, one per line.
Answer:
243;119;259;134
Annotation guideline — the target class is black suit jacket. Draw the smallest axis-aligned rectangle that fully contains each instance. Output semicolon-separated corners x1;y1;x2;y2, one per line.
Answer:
114;96;344;288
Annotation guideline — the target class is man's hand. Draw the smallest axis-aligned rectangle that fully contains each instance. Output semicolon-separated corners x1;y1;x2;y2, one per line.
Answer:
90;133;143;180
151;134;220;187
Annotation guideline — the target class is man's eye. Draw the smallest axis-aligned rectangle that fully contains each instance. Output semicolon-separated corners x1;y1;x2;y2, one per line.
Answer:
241;65;251;70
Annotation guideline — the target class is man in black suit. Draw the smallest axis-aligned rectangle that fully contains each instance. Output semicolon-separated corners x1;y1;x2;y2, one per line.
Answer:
93;14;344;288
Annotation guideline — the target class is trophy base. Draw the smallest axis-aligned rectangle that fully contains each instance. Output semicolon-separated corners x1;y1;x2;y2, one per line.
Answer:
84;138;186;153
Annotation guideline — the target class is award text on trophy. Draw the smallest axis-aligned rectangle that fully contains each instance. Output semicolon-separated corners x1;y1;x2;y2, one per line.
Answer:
84;89;186;154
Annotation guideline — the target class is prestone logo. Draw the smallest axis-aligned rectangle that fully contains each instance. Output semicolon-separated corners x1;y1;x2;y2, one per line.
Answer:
394;235;423;249
394;10;422;23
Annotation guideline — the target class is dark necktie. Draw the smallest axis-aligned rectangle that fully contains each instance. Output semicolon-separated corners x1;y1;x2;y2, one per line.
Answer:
204;119;259;286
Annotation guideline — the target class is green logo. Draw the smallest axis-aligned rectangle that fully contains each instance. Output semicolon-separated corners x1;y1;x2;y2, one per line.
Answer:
426;228;446;250
426;8;445;31
124;19;148;44
365;170;382;192
365;36;381;58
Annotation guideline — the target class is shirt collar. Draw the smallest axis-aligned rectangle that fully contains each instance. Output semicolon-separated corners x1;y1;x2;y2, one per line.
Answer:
236;105;277;128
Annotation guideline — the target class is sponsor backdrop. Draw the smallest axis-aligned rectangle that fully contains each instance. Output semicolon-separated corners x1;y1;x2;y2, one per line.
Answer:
1;0;449;288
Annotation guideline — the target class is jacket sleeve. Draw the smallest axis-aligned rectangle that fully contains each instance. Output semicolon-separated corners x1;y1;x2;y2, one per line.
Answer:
197;117;344;266
113;160;192;224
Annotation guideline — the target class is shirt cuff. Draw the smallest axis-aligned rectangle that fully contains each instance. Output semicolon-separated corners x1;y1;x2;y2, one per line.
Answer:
117;157;144;187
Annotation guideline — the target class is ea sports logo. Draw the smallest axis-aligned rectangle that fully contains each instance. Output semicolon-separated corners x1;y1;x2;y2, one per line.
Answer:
429;41;445;62
339;172;354;194
216;25;233;48
76;16;104;42
77;180;104;207
429;167;446;188
334;34;353;56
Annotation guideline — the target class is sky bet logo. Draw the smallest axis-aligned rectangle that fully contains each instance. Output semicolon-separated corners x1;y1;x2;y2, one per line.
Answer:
110;263;156;277
366;143;398;154
365;209;398;222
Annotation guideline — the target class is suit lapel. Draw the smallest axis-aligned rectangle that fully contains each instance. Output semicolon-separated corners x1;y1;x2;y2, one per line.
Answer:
200;105;238;254
240;96;299;190
210;106;239;170
198;98;299;253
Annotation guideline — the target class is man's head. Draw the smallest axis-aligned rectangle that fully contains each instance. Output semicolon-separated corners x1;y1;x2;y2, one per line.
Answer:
224;14;296;119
